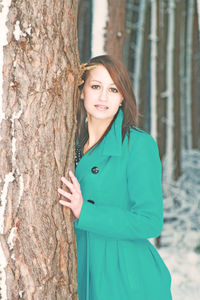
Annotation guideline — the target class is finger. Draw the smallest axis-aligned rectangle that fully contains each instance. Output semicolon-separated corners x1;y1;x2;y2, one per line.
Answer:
57;188;73;200
61;177;75;193
68;170;80;189
59;200;71;207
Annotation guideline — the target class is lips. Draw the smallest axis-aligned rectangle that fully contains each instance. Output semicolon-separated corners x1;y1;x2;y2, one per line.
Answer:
94;105;109;111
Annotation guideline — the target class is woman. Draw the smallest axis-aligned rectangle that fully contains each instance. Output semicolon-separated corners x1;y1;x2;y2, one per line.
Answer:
58;55;172;300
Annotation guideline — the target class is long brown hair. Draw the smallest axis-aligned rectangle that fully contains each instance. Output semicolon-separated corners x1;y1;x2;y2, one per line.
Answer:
76;55;140;146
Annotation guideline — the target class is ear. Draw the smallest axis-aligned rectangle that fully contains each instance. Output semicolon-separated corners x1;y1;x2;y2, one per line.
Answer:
80;90;84;99
120;99;124;106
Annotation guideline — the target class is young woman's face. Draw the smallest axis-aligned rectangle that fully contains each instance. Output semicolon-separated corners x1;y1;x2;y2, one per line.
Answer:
81;65;123;122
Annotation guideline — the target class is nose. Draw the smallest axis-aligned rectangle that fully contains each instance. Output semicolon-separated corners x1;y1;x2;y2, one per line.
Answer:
99;87;108;102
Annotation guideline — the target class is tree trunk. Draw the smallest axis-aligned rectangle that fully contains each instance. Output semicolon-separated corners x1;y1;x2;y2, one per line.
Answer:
150;0;158;140
191;0;200;149
185;0;194;150
165;0;175;184
78;0;92;62
91;0;108;57
0;0;80;299
138;1;151;131
173;0;181;180
105;0;127;60
133;0;147;112
157;0;167;162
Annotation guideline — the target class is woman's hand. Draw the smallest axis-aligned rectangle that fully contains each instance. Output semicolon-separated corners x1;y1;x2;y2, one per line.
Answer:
58;170;83;219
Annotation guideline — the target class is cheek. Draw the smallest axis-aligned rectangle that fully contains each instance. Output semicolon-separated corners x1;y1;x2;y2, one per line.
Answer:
115;96;123;107
83;96;93;112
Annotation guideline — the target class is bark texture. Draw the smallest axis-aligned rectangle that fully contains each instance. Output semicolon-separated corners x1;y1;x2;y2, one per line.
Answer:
0;0;80;299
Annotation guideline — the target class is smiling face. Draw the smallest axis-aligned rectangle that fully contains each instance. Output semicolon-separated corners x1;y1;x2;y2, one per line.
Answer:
81;65;123;123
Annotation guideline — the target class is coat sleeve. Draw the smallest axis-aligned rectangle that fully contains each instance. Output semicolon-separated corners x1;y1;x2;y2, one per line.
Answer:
74;133;164;240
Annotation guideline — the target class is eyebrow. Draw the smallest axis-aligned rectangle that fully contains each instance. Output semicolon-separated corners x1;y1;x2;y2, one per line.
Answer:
90;79;116;86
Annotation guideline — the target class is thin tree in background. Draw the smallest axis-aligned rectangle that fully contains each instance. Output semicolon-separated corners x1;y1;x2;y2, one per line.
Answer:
134;0;148;114
0;0;80;299
156;0;167;162
150;0;158;140
105;0;127;60
124;0;199;184
91;0;108;56
185;0;194;150
78;0;92;62
191;0;200;149
165;0;176;183
138;1;151;131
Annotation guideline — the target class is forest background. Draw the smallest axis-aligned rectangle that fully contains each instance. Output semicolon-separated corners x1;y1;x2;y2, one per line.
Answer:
79;1;200;299
0;0;200;299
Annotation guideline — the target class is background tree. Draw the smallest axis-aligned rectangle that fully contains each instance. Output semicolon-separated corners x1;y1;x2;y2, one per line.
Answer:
78;0;92;62
123;0;199;183
105;0;127;60
0;0;80;299
78;0;127;61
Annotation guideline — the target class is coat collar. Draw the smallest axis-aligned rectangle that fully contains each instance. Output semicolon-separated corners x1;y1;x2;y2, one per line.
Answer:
75;109;123;181
100;108;123;157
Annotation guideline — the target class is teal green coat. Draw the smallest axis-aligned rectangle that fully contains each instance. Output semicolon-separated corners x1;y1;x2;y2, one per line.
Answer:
74;109;172;300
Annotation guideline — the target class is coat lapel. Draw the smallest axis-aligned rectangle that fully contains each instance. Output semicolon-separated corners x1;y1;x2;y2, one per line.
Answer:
75;109;123;183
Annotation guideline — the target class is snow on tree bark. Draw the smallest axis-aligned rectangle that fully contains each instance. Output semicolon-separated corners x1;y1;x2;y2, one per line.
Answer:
0;0;80;299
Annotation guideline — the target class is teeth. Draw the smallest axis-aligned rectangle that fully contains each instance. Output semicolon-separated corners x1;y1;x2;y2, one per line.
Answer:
95;105;108;110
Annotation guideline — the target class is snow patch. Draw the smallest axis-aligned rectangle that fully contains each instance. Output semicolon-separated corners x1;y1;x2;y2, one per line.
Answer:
91;0;108;56
11;105;23;164
13;21;32;41
7;226;17;250
18;175;24;208
10;102;24;210
0;172;15;234
19;290;24;298
159;149;200;300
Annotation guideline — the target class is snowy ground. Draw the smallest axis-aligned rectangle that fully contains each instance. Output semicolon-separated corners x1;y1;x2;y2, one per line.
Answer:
157;149;200;300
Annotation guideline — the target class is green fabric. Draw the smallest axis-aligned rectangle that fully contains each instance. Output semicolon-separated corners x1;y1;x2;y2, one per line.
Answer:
74;109;172;300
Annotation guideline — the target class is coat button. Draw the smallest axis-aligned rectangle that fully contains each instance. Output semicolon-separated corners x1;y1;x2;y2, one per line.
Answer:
91;166;99;174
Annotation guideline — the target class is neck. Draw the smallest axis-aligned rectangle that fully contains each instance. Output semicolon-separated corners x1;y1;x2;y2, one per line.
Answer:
86;116;113;149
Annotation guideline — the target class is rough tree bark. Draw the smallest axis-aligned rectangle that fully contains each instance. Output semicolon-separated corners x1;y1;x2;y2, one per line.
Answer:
0;0;80;299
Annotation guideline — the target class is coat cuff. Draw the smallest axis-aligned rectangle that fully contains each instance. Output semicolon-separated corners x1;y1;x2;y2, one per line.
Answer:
75;199;95;230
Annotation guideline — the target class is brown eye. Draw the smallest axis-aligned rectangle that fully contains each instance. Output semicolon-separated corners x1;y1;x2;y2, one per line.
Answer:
91;85;100;90
110;87;118;93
